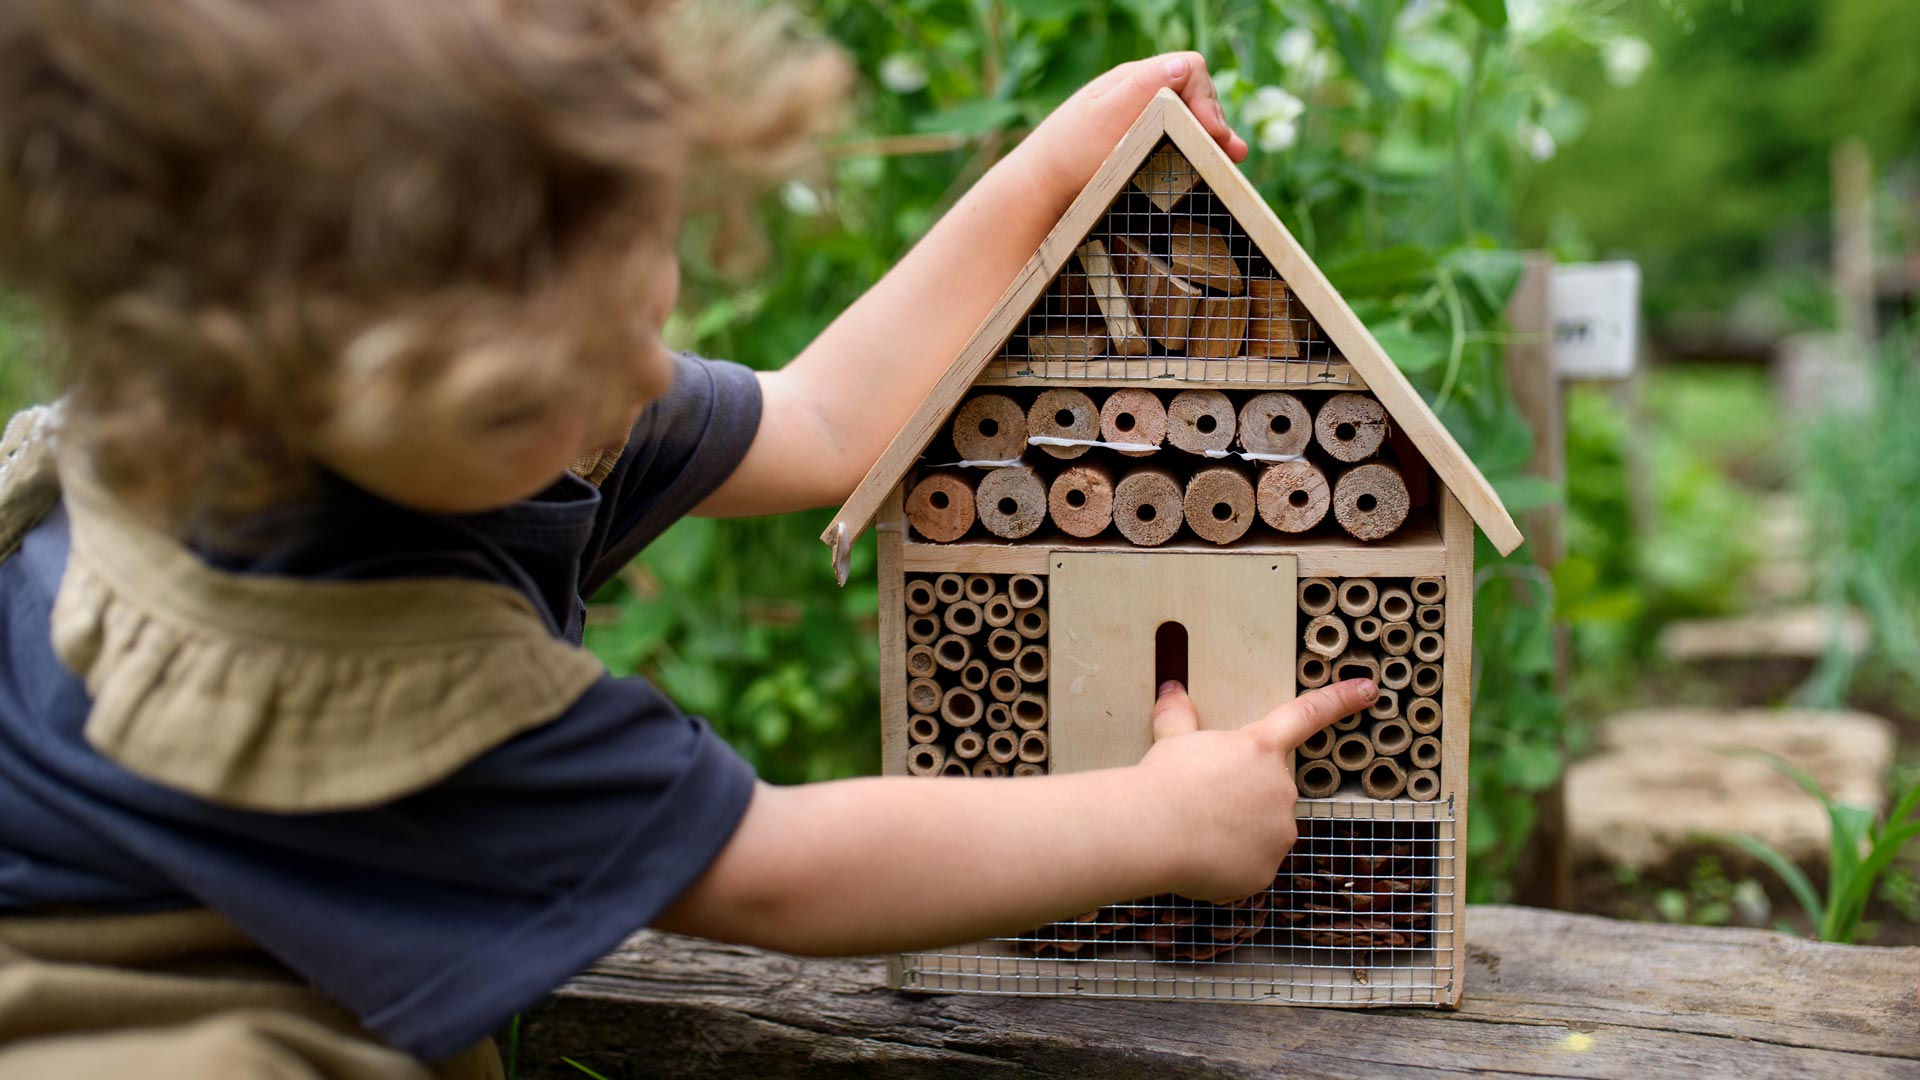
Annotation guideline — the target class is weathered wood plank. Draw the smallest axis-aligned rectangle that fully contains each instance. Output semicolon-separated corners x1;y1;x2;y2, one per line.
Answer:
517;905;1920;1079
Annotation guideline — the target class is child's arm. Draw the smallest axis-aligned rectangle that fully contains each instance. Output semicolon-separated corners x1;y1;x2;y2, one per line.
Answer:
653;679;1369;955
696;54;1250;518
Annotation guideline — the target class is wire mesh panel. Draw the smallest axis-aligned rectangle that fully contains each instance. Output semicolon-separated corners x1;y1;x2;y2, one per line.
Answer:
899;797;1457;1006
990;139;1354;387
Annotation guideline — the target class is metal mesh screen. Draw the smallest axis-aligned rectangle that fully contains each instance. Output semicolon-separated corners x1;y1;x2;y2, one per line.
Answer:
900;797;1456;1005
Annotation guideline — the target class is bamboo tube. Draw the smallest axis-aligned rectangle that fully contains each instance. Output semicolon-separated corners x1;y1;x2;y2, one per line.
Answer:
987;729;1019;763
977;466;1048;539
906;614;941;645
1187;294;1249;359
1184;466;1256;544
1337;579;1379;617
1410;735;1442;770
940;760;970;777
1165;216;1244;294
1048;461;1115;538
1413;631;1445;663
1406;768;1440;803
973;760;1008;778
1313;392;1389;462
933;634;970;671
1303;614;1349;659
1113;237;1199;349
1255;460;1330;533
964;574;996;604
1367;688;1402;722
1333;463;1411;542
1013;763;1047;778
1362;758;1407;800
1333;650;1380;686
986;628;1022;662
907;743;946;776
1333;711;1364;732
1008;574;1045;609
1014;644;1049;683
1098;387;1169;455
1298;727;1335;760
1378;587;1415;623
904;473;975;543
1413;663;1443;697
940;687;984;728
943;601;983;636
985;702;1013;731
1379;621;1414;657
1411;576;1446;604
907;678;942;715
1352;615;1382;643
1238;392;1312;457
1333;733;1375;772
1407;697;1441;735
905;644;938;679
960;659;990;693
1017;730;1049;764
1113;466;1184;546
1297;759;1341;799
988;667;1021;703
1370;717;1412;757
908;714;940;744
953;729;986;761
952;393;1028;461
1416;604;1445;631
934;574;966;604
904;578;938;615
1012;692;1047;731
982;593;1015;629
1015;607;1048;641
1298;577;1338;617
1028;389;1101;459
1296;653;1331;689
1166;390;1236;455
1379;655;1413;691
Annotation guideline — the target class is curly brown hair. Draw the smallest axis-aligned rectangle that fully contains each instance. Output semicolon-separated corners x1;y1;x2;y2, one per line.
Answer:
0;0;846;531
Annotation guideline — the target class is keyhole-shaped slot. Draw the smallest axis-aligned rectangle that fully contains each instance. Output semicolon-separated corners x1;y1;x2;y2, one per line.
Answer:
1154;620;1189;697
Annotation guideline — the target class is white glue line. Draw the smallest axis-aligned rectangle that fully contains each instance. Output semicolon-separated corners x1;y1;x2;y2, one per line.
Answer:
1027;435;1159;453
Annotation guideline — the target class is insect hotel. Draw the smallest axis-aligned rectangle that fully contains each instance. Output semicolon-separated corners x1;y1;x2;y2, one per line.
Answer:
822;89;1523;1008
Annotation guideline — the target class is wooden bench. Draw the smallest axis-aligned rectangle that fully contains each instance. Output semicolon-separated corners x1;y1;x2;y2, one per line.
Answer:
517;904;1919;1078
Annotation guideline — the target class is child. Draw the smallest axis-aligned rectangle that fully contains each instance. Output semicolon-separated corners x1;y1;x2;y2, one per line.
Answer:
0;2;1373;1076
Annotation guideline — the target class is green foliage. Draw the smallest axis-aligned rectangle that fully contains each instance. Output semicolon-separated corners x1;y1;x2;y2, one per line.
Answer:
1712;747;1920;943
0;294;47;417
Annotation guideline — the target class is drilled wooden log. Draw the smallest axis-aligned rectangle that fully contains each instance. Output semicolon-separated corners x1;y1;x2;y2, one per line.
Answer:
951;394;1028;461
1314;392;1389;462
1295;758;1342;798
1337;579;1379;617
1296;652;1331;689
1406;767;1440;802
1183;466;1256;545
1113;236;1199;348
1245;276;1307;359
1166;390;1236;455
1298;577;1338;617
1112;466;1184;547
940;687;983;729
1255;460;1330;533
1028;389;1100;460
1363;757;1408;800
1303;614;1349;659
1098;388;1168;456
1048;461;1115;538
976;466;1048;539
899;472;974;540
1333;462;1411;542
1238;392;1312;457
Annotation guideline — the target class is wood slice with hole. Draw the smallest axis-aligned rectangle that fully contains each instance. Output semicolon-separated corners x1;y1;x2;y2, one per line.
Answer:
1098;388;1167;456
1074;240;1150;356
1048;461;1114;539
904;473;974;543
1238;392;1312;457
1314;392;1389;462
1182;466;1255;544
1024;318;1107;359
1166;390;1236;455
951;393;1028;462
1027;389;1100;460
1333;462;1410;542
1131;142;1198;211
1246;277;1307;358
976;466;1047;539
1187;294;1249;359
1112;466;1184;547
1255;460;1329;533
1113;237;1198;348
1164;217;1243;294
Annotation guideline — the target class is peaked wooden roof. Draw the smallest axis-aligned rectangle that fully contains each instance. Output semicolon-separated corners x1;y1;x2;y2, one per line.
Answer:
822;88;1522;576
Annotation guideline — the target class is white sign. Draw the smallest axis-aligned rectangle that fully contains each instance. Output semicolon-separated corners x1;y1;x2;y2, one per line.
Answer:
1550;261;1641;380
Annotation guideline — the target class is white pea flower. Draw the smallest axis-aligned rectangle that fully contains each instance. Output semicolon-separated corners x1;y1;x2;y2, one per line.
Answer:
1516;118;1556;162
1273;27;1332;89
878;52;928;94
1276;27;1316;68
1243;85;1306;153
780;180;823;217
1603;37;1653;87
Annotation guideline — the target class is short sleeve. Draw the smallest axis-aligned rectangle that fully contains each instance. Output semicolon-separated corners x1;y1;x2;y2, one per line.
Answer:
582;353;763;595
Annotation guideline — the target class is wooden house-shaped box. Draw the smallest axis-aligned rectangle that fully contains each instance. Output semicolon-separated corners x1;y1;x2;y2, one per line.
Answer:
822;89;1523;1008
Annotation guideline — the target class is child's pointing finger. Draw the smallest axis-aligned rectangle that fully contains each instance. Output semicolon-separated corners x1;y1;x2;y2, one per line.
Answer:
1253;679;1376;752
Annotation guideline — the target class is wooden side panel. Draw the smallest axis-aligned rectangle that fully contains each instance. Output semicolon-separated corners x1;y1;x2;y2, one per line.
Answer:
878;487;909;779
1439;489;1475;1006
1048;553;1296;773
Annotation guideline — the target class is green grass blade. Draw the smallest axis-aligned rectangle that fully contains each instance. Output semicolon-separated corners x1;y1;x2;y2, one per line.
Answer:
1718;746;1835;811
1716;833;1825;934
563;1058;614;1080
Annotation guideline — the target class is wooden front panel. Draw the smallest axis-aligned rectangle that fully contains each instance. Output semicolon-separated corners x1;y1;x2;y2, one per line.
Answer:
1048;552;1297;773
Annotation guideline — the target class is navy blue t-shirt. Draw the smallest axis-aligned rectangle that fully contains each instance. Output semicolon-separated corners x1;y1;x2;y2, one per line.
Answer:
0;354;764;1061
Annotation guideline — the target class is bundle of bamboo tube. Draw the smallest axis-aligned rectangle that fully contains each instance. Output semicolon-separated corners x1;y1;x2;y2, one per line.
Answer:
1292;575;1445;801
904;572;1050;778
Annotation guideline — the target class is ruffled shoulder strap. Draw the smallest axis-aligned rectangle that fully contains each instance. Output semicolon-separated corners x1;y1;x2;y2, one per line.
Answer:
0;403;64;562
50;454;607;812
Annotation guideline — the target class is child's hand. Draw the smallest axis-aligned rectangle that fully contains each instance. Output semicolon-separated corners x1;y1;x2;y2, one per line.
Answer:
1138;678;1376;903
1020;53;1250;206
